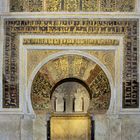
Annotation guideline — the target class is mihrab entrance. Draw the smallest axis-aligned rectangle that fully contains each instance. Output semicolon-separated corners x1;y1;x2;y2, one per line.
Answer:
0;1;139;140
51;79;91;140
31;54;111;140
51;116;91;140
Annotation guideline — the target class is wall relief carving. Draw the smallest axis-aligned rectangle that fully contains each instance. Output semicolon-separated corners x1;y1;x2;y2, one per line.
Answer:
10;0;135;12
3;18;139;109
27;50;115;83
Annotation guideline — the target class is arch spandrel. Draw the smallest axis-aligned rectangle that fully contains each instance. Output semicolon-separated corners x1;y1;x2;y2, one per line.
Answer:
31;54;111;114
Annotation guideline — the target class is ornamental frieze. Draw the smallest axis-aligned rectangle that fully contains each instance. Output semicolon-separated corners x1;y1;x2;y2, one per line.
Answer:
10;0;135;12
23;38;119;46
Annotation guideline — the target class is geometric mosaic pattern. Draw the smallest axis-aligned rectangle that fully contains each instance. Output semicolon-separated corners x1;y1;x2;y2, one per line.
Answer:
3;18;139;109
27;50;115;82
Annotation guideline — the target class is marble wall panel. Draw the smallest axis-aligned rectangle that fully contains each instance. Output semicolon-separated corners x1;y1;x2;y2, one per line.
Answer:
94;115;140;140
0;114;139;140
0;115;21;140
109;116;122;140
33;115;46;140
121;117;140;140
94;115;110;140
21;115;33;140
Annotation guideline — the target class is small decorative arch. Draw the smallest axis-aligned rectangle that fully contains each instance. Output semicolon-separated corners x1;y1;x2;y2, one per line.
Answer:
51;78;91;113
28;51;113;115
50;78;92;99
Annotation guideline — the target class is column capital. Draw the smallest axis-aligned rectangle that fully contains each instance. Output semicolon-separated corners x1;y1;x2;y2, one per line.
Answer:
90;114;94;120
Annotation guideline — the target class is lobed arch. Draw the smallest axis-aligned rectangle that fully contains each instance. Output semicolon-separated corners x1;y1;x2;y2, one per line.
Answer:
27;50;114;115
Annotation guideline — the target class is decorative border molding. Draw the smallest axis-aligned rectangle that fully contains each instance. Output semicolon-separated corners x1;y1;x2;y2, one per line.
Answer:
9;0;136;12
21;34;140;115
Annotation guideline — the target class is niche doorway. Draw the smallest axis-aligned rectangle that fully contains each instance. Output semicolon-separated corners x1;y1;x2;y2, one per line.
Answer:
30;54;111;140
50;78;93;140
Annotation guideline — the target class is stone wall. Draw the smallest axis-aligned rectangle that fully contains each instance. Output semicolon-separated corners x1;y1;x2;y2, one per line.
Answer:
0;0;9;12
0;114;139;140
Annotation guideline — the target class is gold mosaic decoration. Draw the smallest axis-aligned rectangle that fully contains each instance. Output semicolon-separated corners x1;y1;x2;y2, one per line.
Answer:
10;0;26;11
3;18;139;109
27;50;61;79
31;72;52;110
89;70;111;113
87;51;115;81
10;0;135;12
100;0;135;12
45;0;61;11
31;55;111;113
28;0;43;12
116;0;135;12
82;0;98;12
27;50;115;82
64;0;80;12
100;0;116;12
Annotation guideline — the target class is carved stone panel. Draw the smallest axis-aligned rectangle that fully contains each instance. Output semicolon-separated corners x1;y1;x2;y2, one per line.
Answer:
10;0;136;12
3;19;139;109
